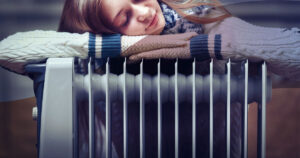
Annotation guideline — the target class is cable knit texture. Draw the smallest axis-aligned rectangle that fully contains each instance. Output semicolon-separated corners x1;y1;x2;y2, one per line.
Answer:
206;17;300;80
0;30;90;74
0;31;148;74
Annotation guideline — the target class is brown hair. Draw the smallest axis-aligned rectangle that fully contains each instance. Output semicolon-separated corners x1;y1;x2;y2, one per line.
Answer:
161;0;231;24
58;0;231;33
58;0;114;33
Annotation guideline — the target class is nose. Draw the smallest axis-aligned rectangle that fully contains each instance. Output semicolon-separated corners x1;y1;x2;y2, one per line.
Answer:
133;4;152;23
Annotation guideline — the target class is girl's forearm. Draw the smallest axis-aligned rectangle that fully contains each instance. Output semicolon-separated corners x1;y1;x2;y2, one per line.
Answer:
0;31;138;74
0;31;94;74
191;17;300;80
0;30;147;74
0;30;196;75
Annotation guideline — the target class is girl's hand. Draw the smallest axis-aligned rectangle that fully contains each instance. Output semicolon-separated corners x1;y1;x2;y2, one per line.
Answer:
121;32;198;60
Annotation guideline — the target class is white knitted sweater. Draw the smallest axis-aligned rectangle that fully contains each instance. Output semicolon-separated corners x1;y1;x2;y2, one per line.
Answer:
203;17;300;81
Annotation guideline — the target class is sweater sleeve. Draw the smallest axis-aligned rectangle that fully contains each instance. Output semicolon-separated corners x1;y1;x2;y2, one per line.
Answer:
0;30;97;74
0;30;146;74
190;17;300;81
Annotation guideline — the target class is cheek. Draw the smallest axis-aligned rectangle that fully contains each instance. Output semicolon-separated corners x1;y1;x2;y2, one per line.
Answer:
158;13;165;28
122;21;147;35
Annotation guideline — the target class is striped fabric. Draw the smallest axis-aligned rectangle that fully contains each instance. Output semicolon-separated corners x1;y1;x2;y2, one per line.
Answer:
190;34;223;61
89;33;121;60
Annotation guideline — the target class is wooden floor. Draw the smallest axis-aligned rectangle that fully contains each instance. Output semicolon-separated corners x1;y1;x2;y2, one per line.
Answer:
0;97;37;158
0;89;299;158
248;88;300;158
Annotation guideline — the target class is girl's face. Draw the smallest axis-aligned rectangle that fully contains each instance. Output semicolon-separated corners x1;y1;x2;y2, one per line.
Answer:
100;0;165;35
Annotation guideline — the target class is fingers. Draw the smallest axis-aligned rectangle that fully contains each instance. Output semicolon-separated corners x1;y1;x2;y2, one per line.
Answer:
162;32;198;40
128;46;190;61
121;32;198;57
181;32;199;40
121;38;187;57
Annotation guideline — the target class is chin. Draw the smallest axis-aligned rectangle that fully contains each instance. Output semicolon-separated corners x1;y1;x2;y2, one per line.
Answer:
151;15;165;35
151;28;163;35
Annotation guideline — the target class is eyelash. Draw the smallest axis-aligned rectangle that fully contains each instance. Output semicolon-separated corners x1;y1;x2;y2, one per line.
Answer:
122;12;130;27
134;0;145;2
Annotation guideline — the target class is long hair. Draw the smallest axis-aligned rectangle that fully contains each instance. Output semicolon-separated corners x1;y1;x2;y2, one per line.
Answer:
58;0;231;33
161;0;231;24
58;0;113;33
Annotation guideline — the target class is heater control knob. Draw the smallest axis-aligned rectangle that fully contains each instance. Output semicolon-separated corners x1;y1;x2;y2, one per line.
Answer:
32;106;38;121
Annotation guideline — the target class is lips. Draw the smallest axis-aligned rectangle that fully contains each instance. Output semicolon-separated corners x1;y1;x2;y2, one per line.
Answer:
147;13;158;30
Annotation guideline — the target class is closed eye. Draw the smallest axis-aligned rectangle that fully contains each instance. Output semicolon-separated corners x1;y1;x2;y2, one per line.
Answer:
122;11;131;27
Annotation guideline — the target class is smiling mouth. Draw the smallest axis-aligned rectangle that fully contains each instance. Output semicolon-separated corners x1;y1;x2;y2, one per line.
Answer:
147;13;158;30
